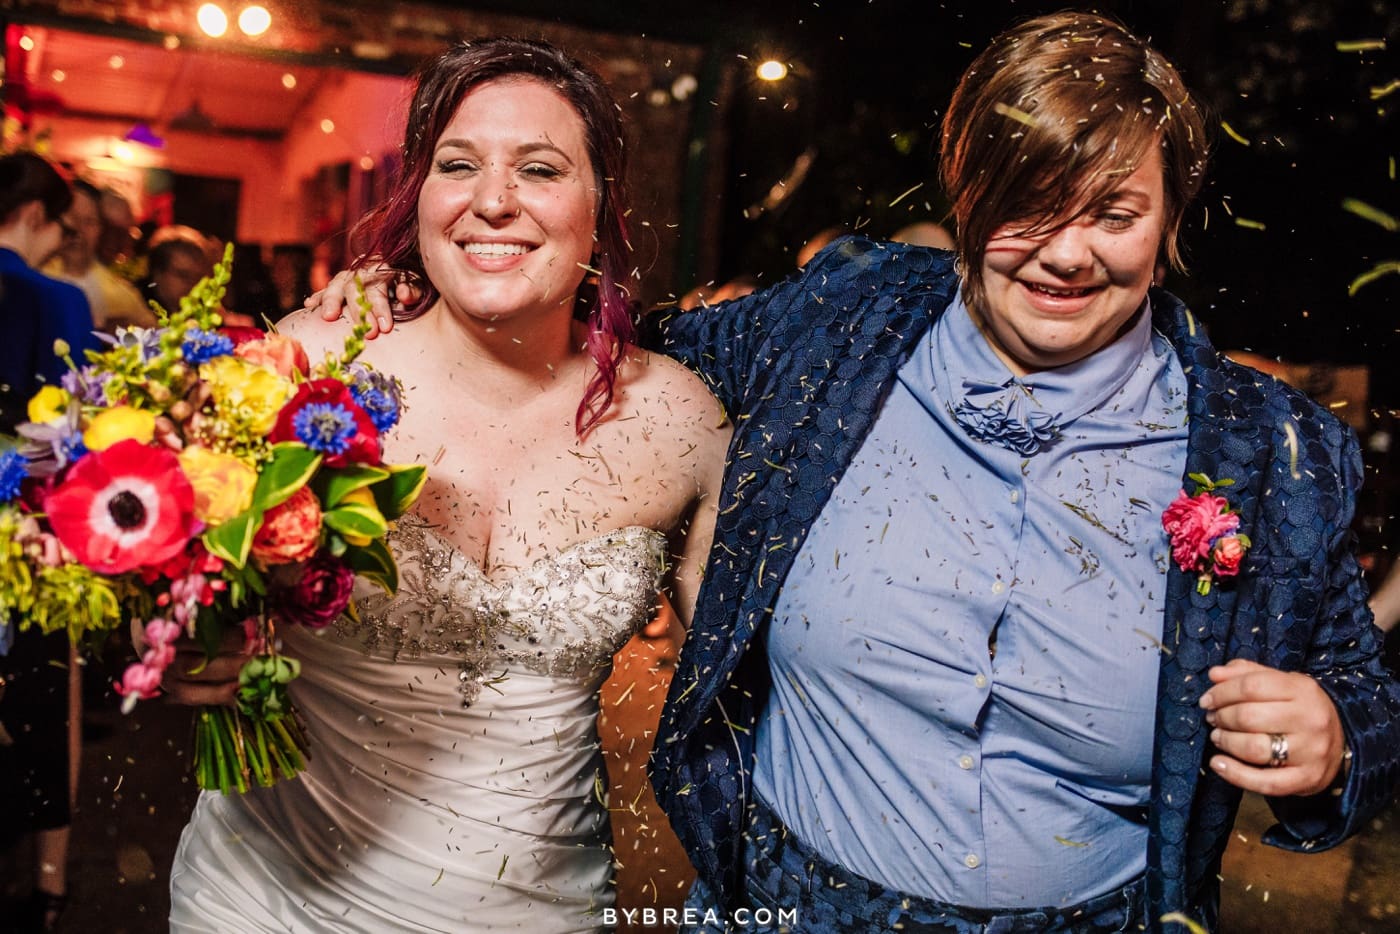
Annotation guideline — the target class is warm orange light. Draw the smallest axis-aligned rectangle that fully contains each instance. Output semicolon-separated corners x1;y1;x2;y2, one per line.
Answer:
108;55;125;70
197;4;229;38
319;119;335;134
281;73;297;90
51;70;66;83
756;60;788;82
18;35;34;52
238;6;272;37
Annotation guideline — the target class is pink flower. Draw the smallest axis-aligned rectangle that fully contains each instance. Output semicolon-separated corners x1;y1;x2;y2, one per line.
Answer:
1211;536;1246;577
116;616;184;712
234;334;311;380
1162;490;1240;572
114;664;163;712
143;618;183;649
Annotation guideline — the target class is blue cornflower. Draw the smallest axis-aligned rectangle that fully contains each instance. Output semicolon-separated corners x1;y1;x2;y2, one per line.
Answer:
181;328;235;365
350;384;400;432
58;434;88;467
0;449;29;501
348;364;403;432
292;403;356;455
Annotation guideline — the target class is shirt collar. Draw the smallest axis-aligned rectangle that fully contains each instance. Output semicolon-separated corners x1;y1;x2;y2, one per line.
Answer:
940;292;1152;420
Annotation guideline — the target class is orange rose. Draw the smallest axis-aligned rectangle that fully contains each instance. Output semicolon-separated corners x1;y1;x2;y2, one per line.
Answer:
251;486;322;566
234;334;311;380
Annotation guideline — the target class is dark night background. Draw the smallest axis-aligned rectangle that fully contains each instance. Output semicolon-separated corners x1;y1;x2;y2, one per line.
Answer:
491;0;1397;404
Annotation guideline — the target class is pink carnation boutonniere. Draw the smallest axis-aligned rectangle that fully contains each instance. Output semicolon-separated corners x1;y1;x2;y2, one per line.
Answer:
1162;473;1252;596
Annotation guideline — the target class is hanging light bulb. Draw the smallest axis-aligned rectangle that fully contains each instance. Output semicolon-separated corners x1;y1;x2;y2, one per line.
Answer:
756;60;789;82
239;6;272;37
197;4;229;38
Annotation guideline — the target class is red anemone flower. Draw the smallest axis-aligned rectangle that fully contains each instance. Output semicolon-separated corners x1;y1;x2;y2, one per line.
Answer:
45;439;201;574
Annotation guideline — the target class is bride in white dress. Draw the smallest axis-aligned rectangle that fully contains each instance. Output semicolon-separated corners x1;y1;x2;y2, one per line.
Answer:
165;38;729;933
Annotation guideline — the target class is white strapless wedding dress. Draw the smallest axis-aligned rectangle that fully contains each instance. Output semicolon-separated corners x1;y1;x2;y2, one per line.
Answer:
169;516;667;933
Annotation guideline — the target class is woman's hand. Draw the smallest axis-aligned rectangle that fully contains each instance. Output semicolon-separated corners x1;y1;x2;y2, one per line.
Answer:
1199;658;1348;796
161;629;250;708
305;260;412;339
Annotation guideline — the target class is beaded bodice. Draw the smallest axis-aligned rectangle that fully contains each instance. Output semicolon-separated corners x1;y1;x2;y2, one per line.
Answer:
333;514;668;702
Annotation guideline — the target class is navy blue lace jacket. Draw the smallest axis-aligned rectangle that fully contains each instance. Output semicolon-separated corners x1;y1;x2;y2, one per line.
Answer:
643;237;1400;929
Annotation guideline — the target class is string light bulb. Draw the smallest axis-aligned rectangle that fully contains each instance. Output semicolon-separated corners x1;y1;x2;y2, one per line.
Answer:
756;60;788;82
239;6;272;37
197;4;229;38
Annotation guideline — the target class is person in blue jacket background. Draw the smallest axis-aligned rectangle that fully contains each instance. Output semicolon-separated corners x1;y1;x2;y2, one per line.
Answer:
0;150;101;932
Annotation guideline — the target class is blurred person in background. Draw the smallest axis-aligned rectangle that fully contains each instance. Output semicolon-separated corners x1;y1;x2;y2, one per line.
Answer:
269;245;313;322
0;150;102;933
44;180;155;332
143;225;256;328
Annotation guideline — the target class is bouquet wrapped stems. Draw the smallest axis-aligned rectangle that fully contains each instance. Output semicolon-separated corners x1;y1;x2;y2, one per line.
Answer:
194;703;309;793
192;616;310;793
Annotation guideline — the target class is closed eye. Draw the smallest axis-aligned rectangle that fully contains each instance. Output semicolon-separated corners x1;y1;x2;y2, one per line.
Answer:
434;158;477;175
521;162;564;180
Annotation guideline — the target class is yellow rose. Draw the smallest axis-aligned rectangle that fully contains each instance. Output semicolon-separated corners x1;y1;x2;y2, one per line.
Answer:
336;486;384;546
83;406;156;450
27;385;71;424
178;445;258;525
200;355;294;437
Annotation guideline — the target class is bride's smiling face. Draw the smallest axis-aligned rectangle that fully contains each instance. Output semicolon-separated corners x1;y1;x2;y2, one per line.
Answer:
417;77;599;327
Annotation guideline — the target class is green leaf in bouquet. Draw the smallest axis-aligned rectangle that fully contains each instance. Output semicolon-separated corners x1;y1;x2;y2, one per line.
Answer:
323;501;389;541
319;464;390;507
204;509;261;569
218;560;267;605
252;443;323;512
374;464;428;519
192;602;230;663
342;538;399;595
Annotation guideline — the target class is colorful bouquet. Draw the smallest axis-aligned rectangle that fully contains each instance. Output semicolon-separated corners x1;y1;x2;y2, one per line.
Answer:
0;251;424;792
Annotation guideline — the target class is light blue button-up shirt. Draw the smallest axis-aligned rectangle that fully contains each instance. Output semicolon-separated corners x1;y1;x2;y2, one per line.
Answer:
752;294;1190;907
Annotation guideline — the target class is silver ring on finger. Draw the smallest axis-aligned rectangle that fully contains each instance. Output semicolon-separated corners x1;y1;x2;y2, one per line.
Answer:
1267;732;1289;768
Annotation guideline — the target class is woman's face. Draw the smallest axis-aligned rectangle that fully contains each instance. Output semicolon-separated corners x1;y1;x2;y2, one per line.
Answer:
974;147;1166;375
416;77;599;329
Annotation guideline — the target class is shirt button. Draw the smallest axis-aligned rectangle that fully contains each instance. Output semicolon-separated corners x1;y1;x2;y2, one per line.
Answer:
965;854;981;869
958;754;975;770
991;580;1005;594
974;674;987;688
1009;490;1020;504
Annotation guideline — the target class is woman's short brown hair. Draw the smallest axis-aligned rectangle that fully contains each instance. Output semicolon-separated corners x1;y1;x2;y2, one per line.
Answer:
940;11;1209;313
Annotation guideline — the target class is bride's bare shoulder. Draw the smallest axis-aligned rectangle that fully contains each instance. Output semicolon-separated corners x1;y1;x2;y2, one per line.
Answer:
272;306;347;359
617;345;726;424
275;306;412;369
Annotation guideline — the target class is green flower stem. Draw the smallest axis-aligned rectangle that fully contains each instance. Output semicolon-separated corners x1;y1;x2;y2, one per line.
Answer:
192;702;309;794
